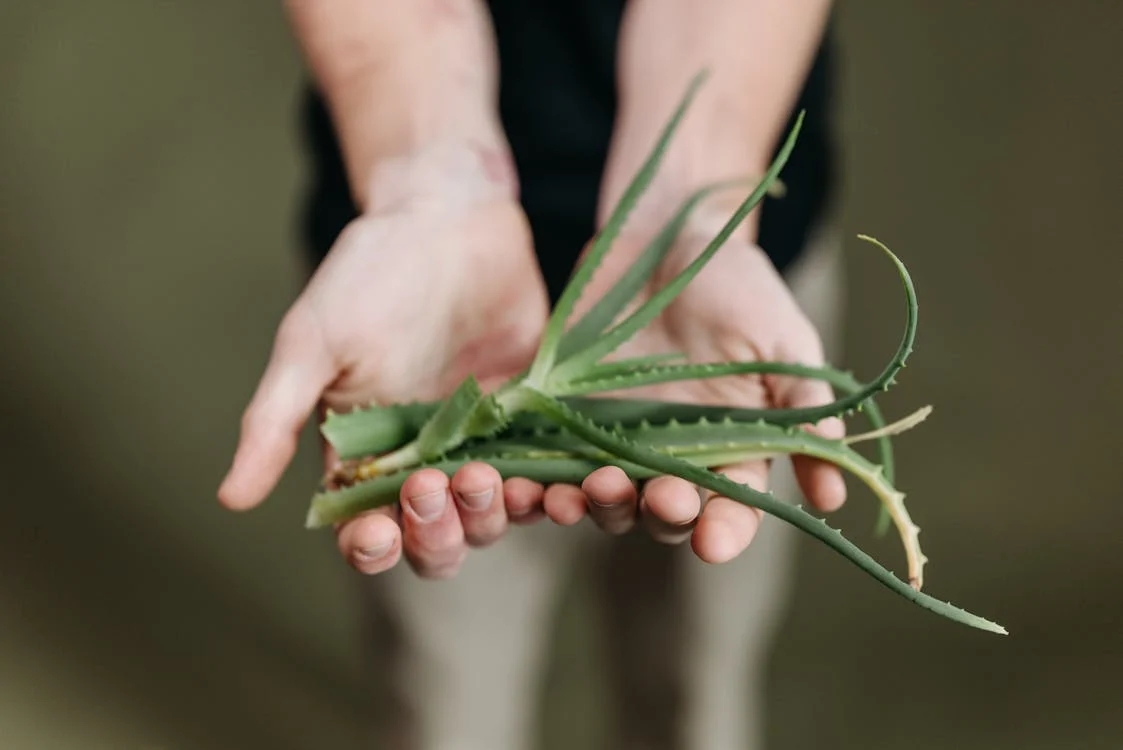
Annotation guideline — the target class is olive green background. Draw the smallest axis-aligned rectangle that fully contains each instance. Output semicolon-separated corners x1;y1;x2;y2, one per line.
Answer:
1;2;1120;748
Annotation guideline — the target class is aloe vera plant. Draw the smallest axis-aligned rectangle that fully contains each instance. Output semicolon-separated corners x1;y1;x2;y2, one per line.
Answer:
306;71;1007;636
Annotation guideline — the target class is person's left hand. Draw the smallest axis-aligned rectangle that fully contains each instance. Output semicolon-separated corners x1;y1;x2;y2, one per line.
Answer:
534;217;848;564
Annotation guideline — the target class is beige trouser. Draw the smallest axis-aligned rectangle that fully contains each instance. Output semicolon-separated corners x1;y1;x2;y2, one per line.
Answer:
358;223;845;750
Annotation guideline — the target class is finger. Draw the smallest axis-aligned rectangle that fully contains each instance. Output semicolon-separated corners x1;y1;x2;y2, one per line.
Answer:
543;483;588;527
639;475;702;545
691;462;769;564
399;468;467;579
336;507;403;575
504;477;546;524
450;462;507;547
582;466;639;535
218;307;336;511
782;375;848;513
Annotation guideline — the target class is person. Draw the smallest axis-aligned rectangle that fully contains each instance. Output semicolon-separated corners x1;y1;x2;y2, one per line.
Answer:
219;1;846;748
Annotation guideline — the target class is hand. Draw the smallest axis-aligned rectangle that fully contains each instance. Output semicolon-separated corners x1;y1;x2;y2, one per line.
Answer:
218;156;551;579
538;219;848;563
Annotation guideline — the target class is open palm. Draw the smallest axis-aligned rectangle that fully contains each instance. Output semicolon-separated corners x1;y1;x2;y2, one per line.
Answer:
219;197;553;578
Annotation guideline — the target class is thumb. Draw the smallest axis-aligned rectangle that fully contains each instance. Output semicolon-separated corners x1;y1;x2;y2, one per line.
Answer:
218;307;337;511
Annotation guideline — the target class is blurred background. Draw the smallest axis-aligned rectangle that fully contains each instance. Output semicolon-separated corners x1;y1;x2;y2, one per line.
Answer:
1;1;1120;748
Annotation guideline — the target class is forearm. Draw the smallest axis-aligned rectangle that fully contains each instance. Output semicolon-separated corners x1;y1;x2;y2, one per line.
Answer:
285;0;514;211
601;0;832;235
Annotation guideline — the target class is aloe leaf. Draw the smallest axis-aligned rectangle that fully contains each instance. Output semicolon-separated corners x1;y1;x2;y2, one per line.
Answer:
307;456;629;528
684;418;929;589
322;380;897;479
595;409;926;585
560;232;913;529
315;408;927;583
555;232;913;435
518;387;1006;635
321;401;439;460
563;385;902;537
311;412;908;528
556;179;747;361
416;376;508;453
559;359;859;396
361;376;508;476
557;357;898;486
568;353;688;381
549;113;804;384
843;405;932;445
525;70;710;385
316;408;930;582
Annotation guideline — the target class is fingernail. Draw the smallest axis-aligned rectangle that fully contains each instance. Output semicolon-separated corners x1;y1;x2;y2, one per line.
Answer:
354;540;393;561
457;487;494;511
407;490;448;522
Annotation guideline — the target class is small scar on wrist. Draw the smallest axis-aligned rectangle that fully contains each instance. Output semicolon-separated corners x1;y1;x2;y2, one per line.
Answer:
472;142;519;192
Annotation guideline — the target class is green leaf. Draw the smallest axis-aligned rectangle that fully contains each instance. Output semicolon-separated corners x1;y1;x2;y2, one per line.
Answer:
560;350;904;537
561;233;916;434
415;376;507;460
564;352;688;382
314;407;928;583
556;179;747;361
524;70;711;385
321;401;439;460
549;111;805;384
307;456;622;528
559;359;856;396
843;405;932;445
519;386;1006;635
562;359;897;460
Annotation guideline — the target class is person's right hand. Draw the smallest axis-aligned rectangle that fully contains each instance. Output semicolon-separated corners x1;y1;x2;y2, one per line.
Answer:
217;147;551;579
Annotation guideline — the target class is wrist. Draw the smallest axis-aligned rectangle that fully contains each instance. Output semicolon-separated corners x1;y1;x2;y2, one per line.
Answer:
600;119;770;252
287;0;513;211
364;136;519;216
599;81;780;243
600;0;831;233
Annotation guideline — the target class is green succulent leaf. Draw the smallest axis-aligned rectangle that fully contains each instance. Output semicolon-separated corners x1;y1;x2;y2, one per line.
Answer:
549;110;805;385
518;387;1006;635
526;70;710;384
321;401;437;461
556;179;749;361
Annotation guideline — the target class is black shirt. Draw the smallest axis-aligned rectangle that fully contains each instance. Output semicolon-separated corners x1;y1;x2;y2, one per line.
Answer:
298;1;836;303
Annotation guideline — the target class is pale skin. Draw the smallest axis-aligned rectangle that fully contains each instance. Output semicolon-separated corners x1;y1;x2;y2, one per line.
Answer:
218;0;840;578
